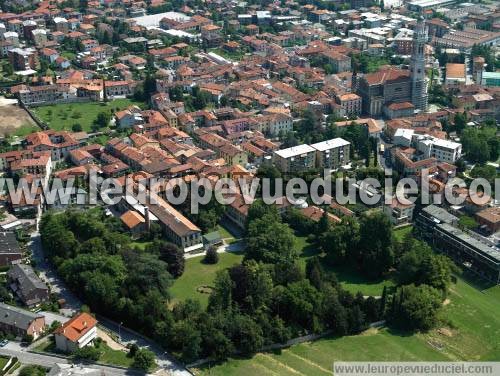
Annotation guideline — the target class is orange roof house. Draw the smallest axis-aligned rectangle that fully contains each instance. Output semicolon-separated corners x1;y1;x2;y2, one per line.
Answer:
54;312;97;353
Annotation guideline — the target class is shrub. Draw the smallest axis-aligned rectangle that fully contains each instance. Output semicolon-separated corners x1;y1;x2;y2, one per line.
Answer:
204;247;219;264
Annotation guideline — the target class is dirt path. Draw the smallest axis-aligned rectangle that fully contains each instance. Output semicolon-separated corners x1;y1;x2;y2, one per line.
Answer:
97;327;128;351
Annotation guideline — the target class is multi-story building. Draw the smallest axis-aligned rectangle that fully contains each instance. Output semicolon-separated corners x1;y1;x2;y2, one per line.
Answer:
384;197;415;225
310;138;351;170
7;264;49;307
201;24;223;47
417;205;500;284
273;144;316;173
8;47;38;71
337;93;362;117
0;232;22;266
145;197;203;252
416;136;462;163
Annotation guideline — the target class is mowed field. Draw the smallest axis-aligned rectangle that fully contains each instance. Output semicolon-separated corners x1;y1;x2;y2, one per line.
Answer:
195;278;500;375
31;98;142;132
173;226;500;375
169;250;245;308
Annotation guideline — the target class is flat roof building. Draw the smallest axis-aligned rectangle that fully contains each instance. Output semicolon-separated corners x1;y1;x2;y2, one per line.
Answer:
310;138;351;170
273;144;316;173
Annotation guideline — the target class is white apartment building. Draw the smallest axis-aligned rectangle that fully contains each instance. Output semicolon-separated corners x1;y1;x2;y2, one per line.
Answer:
417;137;462;163
273;144;316;173
310;137;351;170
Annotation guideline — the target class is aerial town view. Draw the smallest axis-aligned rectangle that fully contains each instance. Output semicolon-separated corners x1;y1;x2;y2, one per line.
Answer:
0;0;499;375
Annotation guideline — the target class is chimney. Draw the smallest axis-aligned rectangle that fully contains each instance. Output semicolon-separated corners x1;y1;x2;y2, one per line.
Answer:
144;206;151;231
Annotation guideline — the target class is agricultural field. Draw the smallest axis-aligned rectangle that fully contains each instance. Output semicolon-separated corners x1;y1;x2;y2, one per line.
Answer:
195;277;500;375
31;98;143;132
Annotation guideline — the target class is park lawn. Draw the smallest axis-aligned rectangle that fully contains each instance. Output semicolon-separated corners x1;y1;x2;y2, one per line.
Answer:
169;251;244;308
196;279;500;375
31;98;143;132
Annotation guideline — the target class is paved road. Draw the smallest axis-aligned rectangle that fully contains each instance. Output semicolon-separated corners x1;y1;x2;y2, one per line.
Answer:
30;233;81;317
0;344;137;376
185;239;244;259
29;233;192;376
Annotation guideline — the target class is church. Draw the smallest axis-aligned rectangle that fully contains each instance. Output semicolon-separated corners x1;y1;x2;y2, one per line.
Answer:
356;18;429;117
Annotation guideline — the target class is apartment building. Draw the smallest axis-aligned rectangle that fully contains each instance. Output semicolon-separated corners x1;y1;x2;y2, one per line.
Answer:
8;47;38;71
310;138;351;170
337;93;362;117
416;136;462;163
273;144;316;173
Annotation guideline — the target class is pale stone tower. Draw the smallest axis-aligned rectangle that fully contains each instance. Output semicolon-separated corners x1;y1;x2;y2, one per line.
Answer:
410;17;429;112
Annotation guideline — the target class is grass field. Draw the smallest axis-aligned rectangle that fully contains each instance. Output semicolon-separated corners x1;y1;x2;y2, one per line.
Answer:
170;251;245;307
393;225;413;242
0;356;9;371
31;98;143;132
14;123;40;137
98;343;134;368
195;276;500;375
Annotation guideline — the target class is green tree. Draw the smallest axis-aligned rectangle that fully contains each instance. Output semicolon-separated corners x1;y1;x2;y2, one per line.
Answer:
94;112;111;128
73;345;101;361
229;314;264;354
245;213;296;264
357;212;394;278
389;284;443;331
19;366;46;376
159;242;185;277
204;246;219;264
132;348;156;371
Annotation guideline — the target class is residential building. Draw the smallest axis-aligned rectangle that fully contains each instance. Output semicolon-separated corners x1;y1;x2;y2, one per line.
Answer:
7;264;49;307
337;93;362;117
54;313;97;353
310;138;351;170
0;232;23;267
8;47;38;71
0;303;45;339
145;197;203;252
273;144;316;173
384;197;415;225
416;136;462;163
475;207;500;234
445;63;466;85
